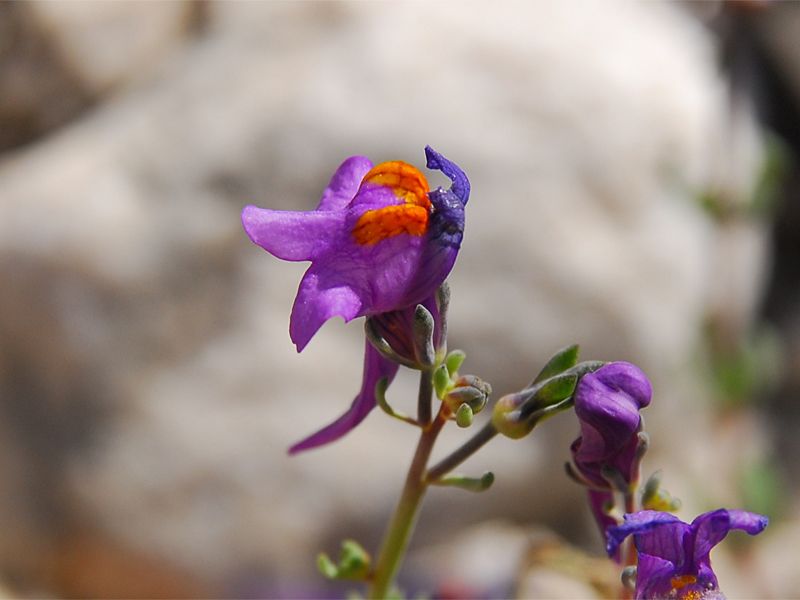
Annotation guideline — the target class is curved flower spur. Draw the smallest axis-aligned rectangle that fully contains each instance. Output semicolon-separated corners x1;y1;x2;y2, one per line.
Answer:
242;146;469;453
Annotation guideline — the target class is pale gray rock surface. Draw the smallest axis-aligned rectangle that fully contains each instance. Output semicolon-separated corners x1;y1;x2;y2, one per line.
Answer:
0;0;778;595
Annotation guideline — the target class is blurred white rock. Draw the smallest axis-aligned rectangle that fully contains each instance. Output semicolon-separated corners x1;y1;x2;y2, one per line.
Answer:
0;0;775;595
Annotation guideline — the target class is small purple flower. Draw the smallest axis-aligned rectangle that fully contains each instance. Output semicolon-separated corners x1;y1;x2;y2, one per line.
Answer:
607;509;768;600
571;362;652;488
242;147;469;453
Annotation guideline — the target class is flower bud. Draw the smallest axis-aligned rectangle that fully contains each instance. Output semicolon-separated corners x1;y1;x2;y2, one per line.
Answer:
443;375;492;415
491;392;532;439
366;299;442;370
455;403;473;428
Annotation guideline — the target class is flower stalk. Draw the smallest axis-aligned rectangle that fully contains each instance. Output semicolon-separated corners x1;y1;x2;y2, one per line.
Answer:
368;390;447;598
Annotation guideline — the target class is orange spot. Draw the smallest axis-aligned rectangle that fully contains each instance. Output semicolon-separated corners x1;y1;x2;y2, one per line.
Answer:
671;575;697;590
362;161;431;209
353;161;432;245
671;575;702;599
353;204;429;246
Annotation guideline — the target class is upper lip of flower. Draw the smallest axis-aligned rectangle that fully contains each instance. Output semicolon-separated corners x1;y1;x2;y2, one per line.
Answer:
241;146;469;452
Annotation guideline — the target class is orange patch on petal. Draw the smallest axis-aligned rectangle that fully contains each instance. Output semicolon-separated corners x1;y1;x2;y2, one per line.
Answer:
671;575;697;590
671;575;701;599
362;161;431;209
353;204;429;246
353;160;432;245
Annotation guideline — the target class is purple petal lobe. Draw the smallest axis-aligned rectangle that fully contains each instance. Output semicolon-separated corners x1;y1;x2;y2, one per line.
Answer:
634;554;680;600
425;145;470;205
242;205;346;261
316;156;373;211
587;490;622;560
691;509;768;566
606;510;682;558
289;341;399;453
289;266;363;352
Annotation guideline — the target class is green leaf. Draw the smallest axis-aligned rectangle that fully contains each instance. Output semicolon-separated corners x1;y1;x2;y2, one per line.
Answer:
337;539;371;579
317;540;371;581
534;373;577;405
433;364;451;399
375;377;419;427
445;349;466;376
432;471;494;492
317;553;339;579
533;344;580;384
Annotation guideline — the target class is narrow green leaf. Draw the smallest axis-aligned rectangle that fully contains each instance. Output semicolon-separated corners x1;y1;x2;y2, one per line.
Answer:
432;471;494;492
317;553;339;579
445;349;466;376
534;373;577;405
433;364;451;399
375;377;419;427
532;344;580;384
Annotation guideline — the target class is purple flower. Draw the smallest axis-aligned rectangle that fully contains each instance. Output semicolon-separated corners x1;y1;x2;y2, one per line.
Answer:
242;147;469;453
607;509;768;600
571;362;652;489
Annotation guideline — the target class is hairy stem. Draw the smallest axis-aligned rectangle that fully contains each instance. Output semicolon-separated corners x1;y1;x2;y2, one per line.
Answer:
368;409;446;598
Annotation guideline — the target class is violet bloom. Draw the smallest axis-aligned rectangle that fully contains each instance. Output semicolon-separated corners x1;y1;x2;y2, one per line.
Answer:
607;509;768;600
570;362;652;545
571;362;652;488
242;147;469;453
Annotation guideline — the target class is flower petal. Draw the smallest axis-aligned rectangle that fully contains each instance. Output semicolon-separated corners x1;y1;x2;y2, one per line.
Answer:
691;509;768;567
634;554;680;600
425;145;470;205
288;341;399;454
289;264;364;352
606;510;684;559
316;156;374;211
572;362;652;485
242;205;346;261
587;490;621;558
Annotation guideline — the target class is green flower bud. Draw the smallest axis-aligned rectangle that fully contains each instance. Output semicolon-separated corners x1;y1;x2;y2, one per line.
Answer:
455;403;474;428
491;392;532;439
443;375;492;415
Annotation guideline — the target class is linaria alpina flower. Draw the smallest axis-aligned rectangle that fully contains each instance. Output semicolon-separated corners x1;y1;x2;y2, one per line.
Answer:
607;509;768;600
242;147;469;453
569;362;652;544
571;362;652;487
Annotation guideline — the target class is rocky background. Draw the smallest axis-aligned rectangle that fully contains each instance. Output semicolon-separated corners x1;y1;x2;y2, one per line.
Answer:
0;1;798;598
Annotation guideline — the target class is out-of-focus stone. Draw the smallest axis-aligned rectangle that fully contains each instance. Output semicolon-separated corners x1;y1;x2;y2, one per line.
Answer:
0;3;90;150
0;2;196;152
26;1;197;95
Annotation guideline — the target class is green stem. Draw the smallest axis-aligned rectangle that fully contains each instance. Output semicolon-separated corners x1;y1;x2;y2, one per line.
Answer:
368;410;446;598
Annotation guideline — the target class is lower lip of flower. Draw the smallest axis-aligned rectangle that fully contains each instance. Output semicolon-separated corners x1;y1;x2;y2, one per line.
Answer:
670;575;704;600
352;204;429;245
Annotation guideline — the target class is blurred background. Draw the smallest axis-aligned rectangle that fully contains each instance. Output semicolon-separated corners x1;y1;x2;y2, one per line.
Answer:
1;1;799;598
